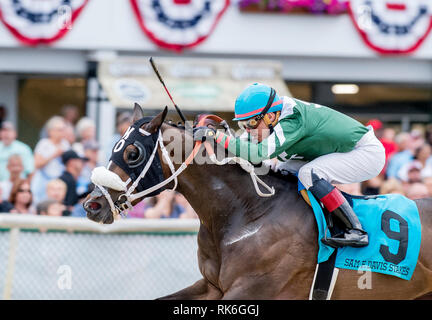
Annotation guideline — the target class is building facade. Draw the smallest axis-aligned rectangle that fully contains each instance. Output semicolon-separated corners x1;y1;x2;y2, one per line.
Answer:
0;0;431;151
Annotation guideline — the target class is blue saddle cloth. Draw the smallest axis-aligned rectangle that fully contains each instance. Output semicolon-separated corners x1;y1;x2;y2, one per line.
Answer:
298;182;422;281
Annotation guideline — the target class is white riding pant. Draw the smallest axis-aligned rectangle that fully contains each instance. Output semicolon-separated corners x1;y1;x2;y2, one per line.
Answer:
275;129;386;190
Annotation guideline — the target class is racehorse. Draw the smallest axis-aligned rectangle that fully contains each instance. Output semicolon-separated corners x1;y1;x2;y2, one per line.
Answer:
83;105;432;299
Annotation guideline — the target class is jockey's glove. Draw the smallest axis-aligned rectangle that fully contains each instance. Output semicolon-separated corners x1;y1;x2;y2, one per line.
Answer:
193;126;217;142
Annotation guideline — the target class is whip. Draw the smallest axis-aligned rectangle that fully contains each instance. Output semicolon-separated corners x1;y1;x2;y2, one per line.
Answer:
149;57;190;130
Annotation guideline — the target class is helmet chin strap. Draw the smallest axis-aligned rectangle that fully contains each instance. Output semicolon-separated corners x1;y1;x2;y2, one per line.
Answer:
263;111;280;134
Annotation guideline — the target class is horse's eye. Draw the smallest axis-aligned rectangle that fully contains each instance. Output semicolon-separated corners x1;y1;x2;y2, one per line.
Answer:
128;151;140;162
127;145;145;168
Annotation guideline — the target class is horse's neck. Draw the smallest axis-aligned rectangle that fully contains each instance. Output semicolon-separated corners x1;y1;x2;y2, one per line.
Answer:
177;161;300;239
176;163;244;228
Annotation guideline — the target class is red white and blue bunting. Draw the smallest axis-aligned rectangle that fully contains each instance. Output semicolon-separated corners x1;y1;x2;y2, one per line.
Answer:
349;0;432;54
130;0;230;52
0;0;88;46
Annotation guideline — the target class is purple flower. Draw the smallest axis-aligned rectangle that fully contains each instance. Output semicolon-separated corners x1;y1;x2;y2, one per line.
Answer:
239;0;348;14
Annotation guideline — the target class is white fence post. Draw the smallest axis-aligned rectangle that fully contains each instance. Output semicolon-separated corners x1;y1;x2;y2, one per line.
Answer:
3;227;19;300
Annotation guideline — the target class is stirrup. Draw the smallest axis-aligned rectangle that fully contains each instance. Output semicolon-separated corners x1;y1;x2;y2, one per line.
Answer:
321;229;369;248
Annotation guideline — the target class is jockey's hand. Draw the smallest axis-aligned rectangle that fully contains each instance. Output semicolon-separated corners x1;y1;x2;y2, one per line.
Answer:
193;126;216;142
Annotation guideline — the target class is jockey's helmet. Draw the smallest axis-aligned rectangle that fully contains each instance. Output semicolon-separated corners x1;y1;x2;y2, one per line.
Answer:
233;83;283;121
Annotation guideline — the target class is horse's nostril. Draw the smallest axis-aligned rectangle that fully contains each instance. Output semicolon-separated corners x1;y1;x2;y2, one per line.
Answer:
89;202;101;211
85;200;102;212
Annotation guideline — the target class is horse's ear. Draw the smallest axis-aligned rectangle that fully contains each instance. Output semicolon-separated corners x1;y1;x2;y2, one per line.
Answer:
145;106;168;133
132;103;144;123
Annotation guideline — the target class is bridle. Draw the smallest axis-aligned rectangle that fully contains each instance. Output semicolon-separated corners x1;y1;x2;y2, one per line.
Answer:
91;114;275;218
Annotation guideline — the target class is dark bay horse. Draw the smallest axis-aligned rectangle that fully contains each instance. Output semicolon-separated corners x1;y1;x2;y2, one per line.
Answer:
84;106;432;299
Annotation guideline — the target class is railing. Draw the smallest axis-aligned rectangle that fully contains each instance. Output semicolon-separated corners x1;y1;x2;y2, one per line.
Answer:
0;214;201;300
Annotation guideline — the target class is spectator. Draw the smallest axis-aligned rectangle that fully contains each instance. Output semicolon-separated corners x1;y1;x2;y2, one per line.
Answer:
73;117;96;156
423;177;432;198
379;178;405;195
398;144;432;183
366;119;383;136
175;193;198;219
62;105;80;145
410;129;425;150
406;183;430;200
0;154;24;201
127;199;150;219
72;140;99;217
39;105;79;139
61;105;80;127
366;119;395;150
36;198;68;232
386;132;414;179
367;119;397;177
9;179;33;214
45;179;67;203
31;116;70;204
64;124;76;145
77;140;100;196
0;121;34;181
44;178;70;217
362;176;383;195
0;185;13;213
36;199;66;217
417;143;432;166
59;150;88;213
382;128;397;146
380;128;398;176
143;190;186;219
402;162;423;184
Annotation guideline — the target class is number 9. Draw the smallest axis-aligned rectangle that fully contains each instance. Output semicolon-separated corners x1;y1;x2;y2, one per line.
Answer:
379;210;409;265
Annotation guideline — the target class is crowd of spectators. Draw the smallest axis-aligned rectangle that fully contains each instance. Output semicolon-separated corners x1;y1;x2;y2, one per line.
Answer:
336;119;432;200
0;105;198;219
1;106;431;220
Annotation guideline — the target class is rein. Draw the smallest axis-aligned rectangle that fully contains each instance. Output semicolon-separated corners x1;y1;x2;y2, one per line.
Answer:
91;115;275;218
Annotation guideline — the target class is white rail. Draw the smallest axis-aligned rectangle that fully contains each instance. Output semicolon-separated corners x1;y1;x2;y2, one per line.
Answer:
0;214;200;233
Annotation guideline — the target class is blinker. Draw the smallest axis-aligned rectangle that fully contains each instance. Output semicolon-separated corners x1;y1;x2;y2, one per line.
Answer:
109;117;166;197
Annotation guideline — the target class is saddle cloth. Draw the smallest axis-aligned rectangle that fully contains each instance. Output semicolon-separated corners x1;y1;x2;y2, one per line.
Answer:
298;182;422;281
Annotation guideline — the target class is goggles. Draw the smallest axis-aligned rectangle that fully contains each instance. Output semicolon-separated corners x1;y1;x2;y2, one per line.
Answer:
238;116;263;130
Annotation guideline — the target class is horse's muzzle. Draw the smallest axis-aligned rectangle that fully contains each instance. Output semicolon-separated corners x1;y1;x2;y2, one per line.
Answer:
83;188;114;224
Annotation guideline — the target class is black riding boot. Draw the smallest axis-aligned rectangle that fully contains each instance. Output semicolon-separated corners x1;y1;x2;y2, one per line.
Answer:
308;172;369;248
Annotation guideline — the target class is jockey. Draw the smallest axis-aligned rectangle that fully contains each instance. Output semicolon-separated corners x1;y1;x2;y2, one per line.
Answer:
193;83;386;248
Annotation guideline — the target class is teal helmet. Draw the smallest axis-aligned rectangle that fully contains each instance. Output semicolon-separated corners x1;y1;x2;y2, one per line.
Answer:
233;83;283;121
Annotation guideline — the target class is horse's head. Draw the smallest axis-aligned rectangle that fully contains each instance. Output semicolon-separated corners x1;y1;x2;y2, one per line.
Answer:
84;103;169;224
84;102;242;223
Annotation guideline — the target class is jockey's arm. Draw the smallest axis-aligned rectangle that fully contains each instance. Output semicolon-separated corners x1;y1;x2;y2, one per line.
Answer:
214;117;304;164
